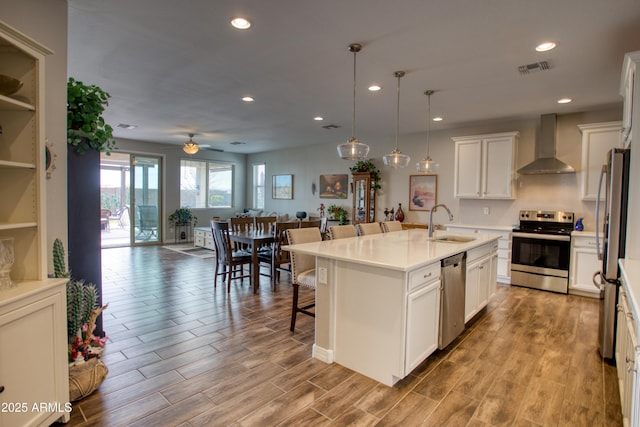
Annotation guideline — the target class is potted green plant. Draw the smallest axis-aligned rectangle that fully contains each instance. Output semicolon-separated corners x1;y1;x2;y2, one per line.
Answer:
67;77;116;155
168;207;198;227
349;159;382;191
327;204;349;225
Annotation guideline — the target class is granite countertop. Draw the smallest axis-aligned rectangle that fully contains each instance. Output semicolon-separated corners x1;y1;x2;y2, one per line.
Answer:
285;229;500;272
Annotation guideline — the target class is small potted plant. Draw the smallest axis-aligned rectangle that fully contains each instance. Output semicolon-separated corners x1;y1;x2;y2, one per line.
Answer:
53;239;109;402
168;207;198;227
327;204;349;225
67;77;117;155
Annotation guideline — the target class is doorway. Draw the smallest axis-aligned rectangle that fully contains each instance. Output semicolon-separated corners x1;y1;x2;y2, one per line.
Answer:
100;152;162;247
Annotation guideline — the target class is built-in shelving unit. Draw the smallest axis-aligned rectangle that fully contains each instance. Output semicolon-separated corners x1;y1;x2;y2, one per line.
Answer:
0;20;70;426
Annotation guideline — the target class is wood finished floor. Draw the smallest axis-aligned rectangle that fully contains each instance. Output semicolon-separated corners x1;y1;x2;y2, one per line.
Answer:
57;245;623;426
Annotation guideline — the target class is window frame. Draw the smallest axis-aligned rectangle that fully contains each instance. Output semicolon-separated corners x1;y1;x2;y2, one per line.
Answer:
179;159;234;209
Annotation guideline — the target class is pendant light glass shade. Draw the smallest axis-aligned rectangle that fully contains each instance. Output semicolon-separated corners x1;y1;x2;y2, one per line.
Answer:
183;133;200;154
337;43;370;160
383;71;411;168
416;90;438;172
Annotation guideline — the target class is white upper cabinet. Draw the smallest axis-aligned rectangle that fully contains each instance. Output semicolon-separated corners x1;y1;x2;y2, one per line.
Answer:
453;131;518;199
578;122;622;201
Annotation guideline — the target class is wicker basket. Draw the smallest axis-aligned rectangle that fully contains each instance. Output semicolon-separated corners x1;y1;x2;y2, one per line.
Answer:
68;358;108;402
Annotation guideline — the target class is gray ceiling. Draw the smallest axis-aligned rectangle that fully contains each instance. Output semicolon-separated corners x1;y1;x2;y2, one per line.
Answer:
68;0;640;154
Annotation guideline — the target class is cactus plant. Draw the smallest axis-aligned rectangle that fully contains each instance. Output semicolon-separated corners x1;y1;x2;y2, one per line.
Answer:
66;279;98;340
53;238;70;278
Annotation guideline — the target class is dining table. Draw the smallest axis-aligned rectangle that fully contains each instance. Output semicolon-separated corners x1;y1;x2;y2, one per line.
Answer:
229;230;275;293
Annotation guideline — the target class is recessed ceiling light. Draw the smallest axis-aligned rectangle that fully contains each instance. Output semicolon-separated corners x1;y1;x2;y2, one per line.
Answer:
314;116;324;121
433;117;443;122
557;97;573;104
536;42;556;52
241;96;254;102
231;17;251;30
368;85;382;92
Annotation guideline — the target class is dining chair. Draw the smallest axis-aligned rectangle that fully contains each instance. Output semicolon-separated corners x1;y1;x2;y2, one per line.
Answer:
328;224;357;240
211;220;252;292
258;221;299;290
356;222;382;236
381;221;403;232
286;227;322;331
229;216;254;252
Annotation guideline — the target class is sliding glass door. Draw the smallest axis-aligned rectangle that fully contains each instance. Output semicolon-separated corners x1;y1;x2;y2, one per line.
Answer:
132;155;161;244
100;153;162;247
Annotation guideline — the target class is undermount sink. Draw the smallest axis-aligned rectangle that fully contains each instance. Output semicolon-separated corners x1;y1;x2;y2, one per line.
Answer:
432;235;476;244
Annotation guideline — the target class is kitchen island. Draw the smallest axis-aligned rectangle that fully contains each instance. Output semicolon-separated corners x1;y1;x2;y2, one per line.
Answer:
285;229;500;386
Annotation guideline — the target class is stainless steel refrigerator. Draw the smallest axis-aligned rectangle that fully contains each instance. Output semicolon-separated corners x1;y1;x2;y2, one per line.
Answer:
595;148;631;360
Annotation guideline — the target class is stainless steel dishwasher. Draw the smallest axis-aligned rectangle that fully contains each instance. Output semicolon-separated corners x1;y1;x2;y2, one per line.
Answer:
439;252;466;349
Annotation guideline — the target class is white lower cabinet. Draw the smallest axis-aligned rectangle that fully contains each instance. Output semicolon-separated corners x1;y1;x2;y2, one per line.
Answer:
446;225;511;284
405;264;441;373
569;233;601;297
616;285;640;427
0;280;70;427
465;245;492;323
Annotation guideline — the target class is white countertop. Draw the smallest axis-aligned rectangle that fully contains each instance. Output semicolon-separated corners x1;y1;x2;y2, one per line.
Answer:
445;223;514;232
571;230;597;237
620;259;640;317
285;229;500;272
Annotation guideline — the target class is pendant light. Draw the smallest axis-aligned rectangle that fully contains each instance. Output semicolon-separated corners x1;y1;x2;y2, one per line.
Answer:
383;71;411;168
183;133;199;155
416;90;437;172
337;43;370;160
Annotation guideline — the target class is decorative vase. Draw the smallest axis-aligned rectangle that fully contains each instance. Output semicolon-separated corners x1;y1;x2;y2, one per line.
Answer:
0;238;15;291
395;203;405;222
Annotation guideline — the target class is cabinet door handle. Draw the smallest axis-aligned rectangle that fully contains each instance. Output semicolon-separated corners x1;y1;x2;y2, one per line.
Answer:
423;272;432;279
0;385;4;394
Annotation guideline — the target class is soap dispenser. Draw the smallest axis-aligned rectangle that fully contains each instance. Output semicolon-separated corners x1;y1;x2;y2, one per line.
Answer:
575;217;584;231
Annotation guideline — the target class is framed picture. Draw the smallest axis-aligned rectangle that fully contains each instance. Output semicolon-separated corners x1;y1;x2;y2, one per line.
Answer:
409;174;437;211
319;174;348;199
272;174;293;199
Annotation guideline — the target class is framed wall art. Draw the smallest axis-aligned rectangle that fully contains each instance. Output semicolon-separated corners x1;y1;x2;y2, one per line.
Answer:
409;174;437;211
319;174;348;199
272;174;294;199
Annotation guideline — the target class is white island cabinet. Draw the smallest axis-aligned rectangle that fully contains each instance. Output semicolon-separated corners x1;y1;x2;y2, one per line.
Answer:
617;260;640;427
446;224;512;284
286;229;499;386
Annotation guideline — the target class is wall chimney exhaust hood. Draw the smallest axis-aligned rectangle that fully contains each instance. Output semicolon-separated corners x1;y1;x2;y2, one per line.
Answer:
517;113;575;174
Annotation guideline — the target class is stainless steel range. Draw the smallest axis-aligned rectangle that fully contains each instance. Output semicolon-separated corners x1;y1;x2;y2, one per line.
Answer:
511;210;574;294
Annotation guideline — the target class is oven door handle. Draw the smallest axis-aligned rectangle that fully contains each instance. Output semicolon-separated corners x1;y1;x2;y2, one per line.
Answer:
512;232;571;242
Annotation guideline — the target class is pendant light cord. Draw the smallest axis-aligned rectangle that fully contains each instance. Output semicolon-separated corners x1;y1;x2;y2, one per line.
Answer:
426;90;432;157
395;74;400;150
351;47;357;140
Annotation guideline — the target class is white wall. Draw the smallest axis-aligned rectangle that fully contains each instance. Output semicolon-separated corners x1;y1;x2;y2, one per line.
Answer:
248;107;621;231
0;0;68;270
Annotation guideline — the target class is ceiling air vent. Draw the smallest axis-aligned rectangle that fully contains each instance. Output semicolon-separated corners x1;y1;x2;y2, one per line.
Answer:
322;124;340;130
229;141;246;145
518;60;551;75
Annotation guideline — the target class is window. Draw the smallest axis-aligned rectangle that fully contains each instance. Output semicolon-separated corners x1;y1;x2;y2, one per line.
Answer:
180;159;233;208
253;163;265;209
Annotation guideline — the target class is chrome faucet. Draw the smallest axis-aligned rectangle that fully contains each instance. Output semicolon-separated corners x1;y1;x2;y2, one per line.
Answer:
428;204;454;238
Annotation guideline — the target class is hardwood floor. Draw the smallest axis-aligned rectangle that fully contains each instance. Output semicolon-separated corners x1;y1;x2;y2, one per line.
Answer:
58;245;623;426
